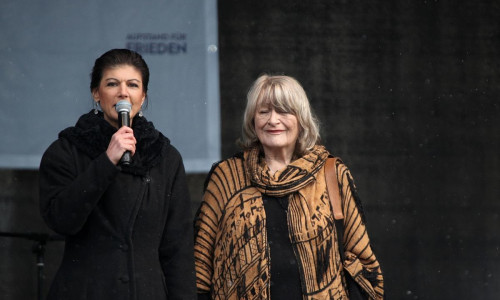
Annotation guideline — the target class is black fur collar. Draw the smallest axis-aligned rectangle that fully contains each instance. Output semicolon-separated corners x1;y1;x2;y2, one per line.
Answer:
59;110;169;176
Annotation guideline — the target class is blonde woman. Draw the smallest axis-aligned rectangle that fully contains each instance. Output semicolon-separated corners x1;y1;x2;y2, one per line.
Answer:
194;74;384;299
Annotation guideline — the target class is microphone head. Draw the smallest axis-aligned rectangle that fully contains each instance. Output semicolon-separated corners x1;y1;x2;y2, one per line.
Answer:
115;100;132;113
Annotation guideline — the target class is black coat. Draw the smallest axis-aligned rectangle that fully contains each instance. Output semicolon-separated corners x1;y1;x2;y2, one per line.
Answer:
39;111;196;300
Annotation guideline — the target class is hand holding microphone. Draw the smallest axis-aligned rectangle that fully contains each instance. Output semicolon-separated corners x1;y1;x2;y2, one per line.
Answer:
115;100;133;165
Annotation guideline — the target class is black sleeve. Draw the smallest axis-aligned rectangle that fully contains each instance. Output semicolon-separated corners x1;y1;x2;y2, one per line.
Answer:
197;292;211;300
159;146;197;299
39;139;119;235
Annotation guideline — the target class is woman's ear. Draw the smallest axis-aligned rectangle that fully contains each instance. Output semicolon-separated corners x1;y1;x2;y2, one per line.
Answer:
92;89;99;101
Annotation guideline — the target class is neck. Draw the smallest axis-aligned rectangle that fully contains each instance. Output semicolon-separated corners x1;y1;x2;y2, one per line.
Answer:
263;148;294;174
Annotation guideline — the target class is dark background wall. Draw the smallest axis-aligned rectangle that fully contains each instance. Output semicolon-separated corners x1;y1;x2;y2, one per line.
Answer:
1;0;499;299
215;0;499;299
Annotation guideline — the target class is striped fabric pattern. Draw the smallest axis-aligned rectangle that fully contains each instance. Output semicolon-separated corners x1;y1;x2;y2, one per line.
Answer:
336;161;384;299
195;155;271;299
194;147;384;299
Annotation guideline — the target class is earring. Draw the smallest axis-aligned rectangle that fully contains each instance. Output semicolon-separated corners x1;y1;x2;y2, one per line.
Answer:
93;101;100;114
138;103;144;117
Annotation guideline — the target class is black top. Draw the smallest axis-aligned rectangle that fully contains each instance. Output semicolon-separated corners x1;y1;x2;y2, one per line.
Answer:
262;195;302;300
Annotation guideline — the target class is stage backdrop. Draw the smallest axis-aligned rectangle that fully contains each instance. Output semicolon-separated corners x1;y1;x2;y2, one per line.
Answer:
0;0;220;173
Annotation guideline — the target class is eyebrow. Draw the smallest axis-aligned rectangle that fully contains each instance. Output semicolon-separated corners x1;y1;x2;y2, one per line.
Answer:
104;77;142;82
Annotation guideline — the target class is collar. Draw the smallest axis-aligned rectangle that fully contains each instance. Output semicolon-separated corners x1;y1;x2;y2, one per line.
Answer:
59;110;168;175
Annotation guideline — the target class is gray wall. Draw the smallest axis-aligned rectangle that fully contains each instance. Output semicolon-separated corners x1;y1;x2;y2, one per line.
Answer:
1;1;499;299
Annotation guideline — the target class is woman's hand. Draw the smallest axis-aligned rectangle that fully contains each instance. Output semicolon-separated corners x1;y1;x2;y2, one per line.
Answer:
106;126;137;165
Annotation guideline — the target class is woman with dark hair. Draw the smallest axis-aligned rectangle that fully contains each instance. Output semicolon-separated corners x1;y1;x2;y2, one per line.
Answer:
194;74;384;299
39;49;196;299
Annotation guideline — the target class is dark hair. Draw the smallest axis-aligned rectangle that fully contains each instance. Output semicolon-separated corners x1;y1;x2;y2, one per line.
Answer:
90;48;150;98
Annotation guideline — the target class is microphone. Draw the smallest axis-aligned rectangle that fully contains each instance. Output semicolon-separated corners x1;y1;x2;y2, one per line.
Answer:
115;100;132;165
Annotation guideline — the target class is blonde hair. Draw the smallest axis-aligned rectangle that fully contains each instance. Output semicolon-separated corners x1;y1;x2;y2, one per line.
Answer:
239;74;320;156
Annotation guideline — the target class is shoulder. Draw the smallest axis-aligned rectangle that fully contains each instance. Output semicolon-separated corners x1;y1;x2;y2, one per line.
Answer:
207;152;244;175
39;138;82;180
152;130;181;164
203;152;246;192
161;138;182;161
156;139;189;177
40;136;77;164
330;156;367;222
327;155;351;178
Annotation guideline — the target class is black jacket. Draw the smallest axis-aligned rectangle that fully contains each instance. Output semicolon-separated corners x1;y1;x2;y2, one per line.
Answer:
39;111;196;300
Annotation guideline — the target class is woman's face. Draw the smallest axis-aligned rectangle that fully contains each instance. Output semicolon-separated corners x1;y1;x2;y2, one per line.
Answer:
92;64;146;128
254;103;299;157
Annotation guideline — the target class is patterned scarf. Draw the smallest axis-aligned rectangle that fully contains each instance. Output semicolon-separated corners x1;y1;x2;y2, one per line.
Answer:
244;144;330;197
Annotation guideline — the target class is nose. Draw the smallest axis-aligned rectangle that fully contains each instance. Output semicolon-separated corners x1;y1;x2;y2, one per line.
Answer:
267;109;280;124
118;82;129;98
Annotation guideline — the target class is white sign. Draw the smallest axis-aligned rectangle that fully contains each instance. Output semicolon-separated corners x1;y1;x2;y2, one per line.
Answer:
0;0;220;173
